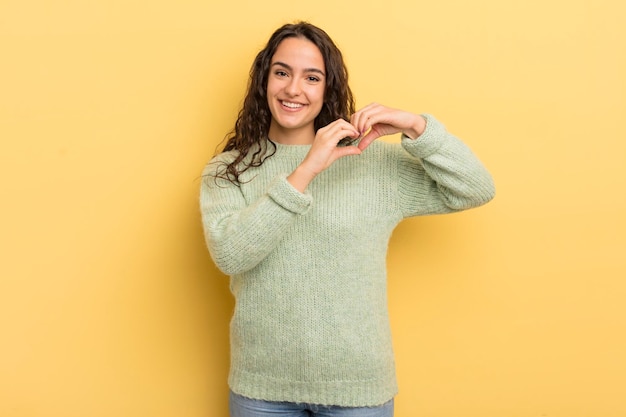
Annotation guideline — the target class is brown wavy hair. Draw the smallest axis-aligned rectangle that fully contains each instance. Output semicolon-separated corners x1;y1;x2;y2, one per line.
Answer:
214;21;355;185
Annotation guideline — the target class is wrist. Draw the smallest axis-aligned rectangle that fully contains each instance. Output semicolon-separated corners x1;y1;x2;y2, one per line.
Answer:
404;114;427;139
287;164;318;193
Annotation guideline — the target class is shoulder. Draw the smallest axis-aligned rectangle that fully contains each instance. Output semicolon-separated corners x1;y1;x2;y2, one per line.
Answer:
209;149;240;166
202;150;239;177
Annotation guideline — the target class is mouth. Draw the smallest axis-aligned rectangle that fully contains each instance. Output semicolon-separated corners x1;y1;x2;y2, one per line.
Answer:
280;100;306;109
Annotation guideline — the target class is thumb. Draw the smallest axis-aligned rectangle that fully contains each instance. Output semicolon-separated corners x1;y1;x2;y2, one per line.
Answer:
357;130;380;151
336;145;362;158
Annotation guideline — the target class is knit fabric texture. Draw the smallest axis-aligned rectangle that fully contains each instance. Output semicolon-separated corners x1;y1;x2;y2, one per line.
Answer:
200;114;495;407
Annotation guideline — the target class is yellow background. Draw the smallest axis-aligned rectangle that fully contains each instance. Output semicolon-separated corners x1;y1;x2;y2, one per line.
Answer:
1;0;625;416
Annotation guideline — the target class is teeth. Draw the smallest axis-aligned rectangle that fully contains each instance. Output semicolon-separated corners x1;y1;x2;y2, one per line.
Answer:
282;101;303;109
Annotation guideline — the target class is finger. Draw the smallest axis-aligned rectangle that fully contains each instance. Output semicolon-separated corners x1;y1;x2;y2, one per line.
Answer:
336;128;361;147
330;144;362;163
326;121;360;145
357;130;380;151
316;121;356;146
352;103;384;135
350;103;372;133
353;102;379;119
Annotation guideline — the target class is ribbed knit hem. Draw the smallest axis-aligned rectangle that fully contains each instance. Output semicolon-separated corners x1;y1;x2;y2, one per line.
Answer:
267;174;313;215
228;369;398;407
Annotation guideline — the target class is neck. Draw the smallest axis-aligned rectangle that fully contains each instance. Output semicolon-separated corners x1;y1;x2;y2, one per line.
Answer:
268;124;315;145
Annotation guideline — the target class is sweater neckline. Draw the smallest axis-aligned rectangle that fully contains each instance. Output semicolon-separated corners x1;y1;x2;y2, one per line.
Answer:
269;140;312;158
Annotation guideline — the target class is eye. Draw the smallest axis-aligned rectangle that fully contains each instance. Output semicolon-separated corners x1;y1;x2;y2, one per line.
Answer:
274;70;288;77
307;76;321;82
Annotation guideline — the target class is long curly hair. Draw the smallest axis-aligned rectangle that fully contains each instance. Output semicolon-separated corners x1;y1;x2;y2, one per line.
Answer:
214;21;355;185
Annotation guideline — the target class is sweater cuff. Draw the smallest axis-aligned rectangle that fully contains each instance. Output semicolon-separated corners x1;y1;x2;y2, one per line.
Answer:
267;174;313;215
401;113;447;158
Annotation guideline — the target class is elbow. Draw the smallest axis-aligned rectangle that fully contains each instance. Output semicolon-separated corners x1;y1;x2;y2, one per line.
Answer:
212;261;248;277
208;248;247;276
473;178;496;207
202;222;256;275
465;170;496;208
207;241;261;276
445;177;496;210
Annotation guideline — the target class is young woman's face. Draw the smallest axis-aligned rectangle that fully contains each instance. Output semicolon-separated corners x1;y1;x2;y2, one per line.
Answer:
266;37;326;143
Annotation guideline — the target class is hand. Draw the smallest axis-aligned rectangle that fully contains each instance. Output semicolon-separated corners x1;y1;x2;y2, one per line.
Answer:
287;119;361;192
350;103;427;150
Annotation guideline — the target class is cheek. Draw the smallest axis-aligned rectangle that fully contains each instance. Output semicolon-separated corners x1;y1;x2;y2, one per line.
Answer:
313;85;326;104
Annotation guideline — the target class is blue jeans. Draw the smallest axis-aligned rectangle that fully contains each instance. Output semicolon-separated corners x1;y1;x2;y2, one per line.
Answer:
229;391;394;417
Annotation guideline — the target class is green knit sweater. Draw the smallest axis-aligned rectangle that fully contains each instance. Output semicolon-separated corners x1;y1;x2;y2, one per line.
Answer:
200;114;495;407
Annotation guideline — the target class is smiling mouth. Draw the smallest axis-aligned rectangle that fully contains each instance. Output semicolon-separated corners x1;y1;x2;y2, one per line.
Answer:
281;100;305;109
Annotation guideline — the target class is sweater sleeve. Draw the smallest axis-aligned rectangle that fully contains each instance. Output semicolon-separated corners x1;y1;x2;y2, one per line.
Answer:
200;160;312;275
397;114;495;217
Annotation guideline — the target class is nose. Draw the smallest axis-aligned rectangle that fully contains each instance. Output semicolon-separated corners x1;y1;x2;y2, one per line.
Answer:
285;77;301;97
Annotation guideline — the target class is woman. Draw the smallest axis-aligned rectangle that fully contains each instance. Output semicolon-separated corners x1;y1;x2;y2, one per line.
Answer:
201;21;495;417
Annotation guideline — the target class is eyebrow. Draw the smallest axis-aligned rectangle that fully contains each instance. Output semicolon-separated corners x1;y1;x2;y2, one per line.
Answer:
271;61;325;76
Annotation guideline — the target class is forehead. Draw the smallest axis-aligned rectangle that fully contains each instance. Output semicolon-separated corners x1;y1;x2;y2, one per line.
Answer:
271;37;325;70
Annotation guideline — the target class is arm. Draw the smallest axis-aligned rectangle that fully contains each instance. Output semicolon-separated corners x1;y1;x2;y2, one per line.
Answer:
286;119;361;192
200;160;312;275
348;103;494;215
398;114;496;216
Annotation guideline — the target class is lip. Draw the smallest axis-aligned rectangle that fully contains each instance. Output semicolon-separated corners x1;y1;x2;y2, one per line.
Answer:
279;100;307;111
